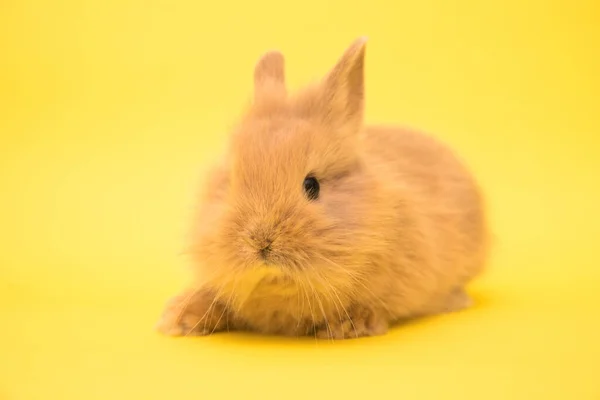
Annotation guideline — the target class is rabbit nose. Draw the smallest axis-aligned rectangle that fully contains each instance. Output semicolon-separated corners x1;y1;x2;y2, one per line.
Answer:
256;237;273;251
248;229;274;254
259;242;272;259
254;238;274;261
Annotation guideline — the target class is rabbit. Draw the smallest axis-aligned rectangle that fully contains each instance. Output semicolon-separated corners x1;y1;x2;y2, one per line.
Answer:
156;37;489;340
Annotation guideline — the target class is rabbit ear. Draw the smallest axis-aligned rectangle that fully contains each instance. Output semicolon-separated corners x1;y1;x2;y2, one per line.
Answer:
319;37;367;135
254;50;286;101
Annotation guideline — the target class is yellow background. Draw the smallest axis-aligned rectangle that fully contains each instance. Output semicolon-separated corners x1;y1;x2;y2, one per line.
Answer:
1;0;599;399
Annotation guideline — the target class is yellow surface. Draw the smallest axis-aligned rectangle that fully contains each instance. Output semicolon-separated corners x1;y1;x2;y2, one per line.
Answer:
1;0;599;399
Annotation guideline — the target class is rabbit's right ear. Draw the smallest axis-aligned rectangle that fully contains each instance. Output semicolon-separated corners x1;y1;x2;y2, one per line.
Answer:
253;51;286;102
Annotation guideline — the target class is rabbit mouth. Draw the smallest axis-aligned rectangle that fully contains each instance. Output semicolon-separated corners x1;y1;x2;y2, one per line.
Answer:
256;250;286;269
258;242;273;261
253;248;301;273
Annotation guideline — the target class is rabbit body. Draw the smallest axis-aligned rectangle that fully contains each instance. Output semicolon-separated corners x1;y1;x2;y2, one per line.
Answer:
156;38;488;339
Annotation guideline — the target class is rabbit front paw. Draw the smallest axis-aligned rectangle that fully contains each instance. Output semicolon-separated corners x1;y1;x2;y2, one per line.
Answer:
155;289;231;336
314;306;388;340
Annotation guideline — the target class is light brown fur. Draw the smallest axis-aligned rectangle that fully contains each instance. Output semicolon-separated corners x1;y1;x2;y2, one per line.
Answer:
156;38;489;339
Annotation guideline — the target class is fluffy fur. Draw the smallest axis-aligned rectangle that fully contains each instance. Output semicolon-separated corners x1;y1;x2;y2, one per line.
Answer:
156;37;489;339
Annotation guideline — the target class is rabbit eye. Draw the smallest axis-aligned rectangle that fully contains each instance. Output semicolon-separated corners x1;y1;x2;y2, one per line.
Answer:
303;176;320;201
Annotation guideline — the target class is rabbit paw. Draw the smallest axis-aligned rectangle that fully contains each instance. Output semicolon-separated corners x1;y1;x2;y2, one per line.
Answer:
429;288;474;315
155;290;230;336
314;307;388;340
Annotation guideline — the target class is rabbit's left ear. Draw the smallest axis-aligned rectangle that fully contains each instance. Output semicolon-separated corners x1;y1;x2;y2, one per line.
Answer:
254;50;286;102
319;37;367;135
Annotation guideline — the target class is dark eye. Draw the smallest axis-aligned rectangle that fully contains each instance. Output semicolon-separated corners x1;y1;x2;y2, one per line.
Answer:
303;176;320;201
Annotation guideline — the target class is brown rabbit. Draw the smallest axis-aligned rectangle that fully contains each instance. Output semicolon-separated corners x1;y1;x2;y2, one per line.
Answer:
156;37;489;339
